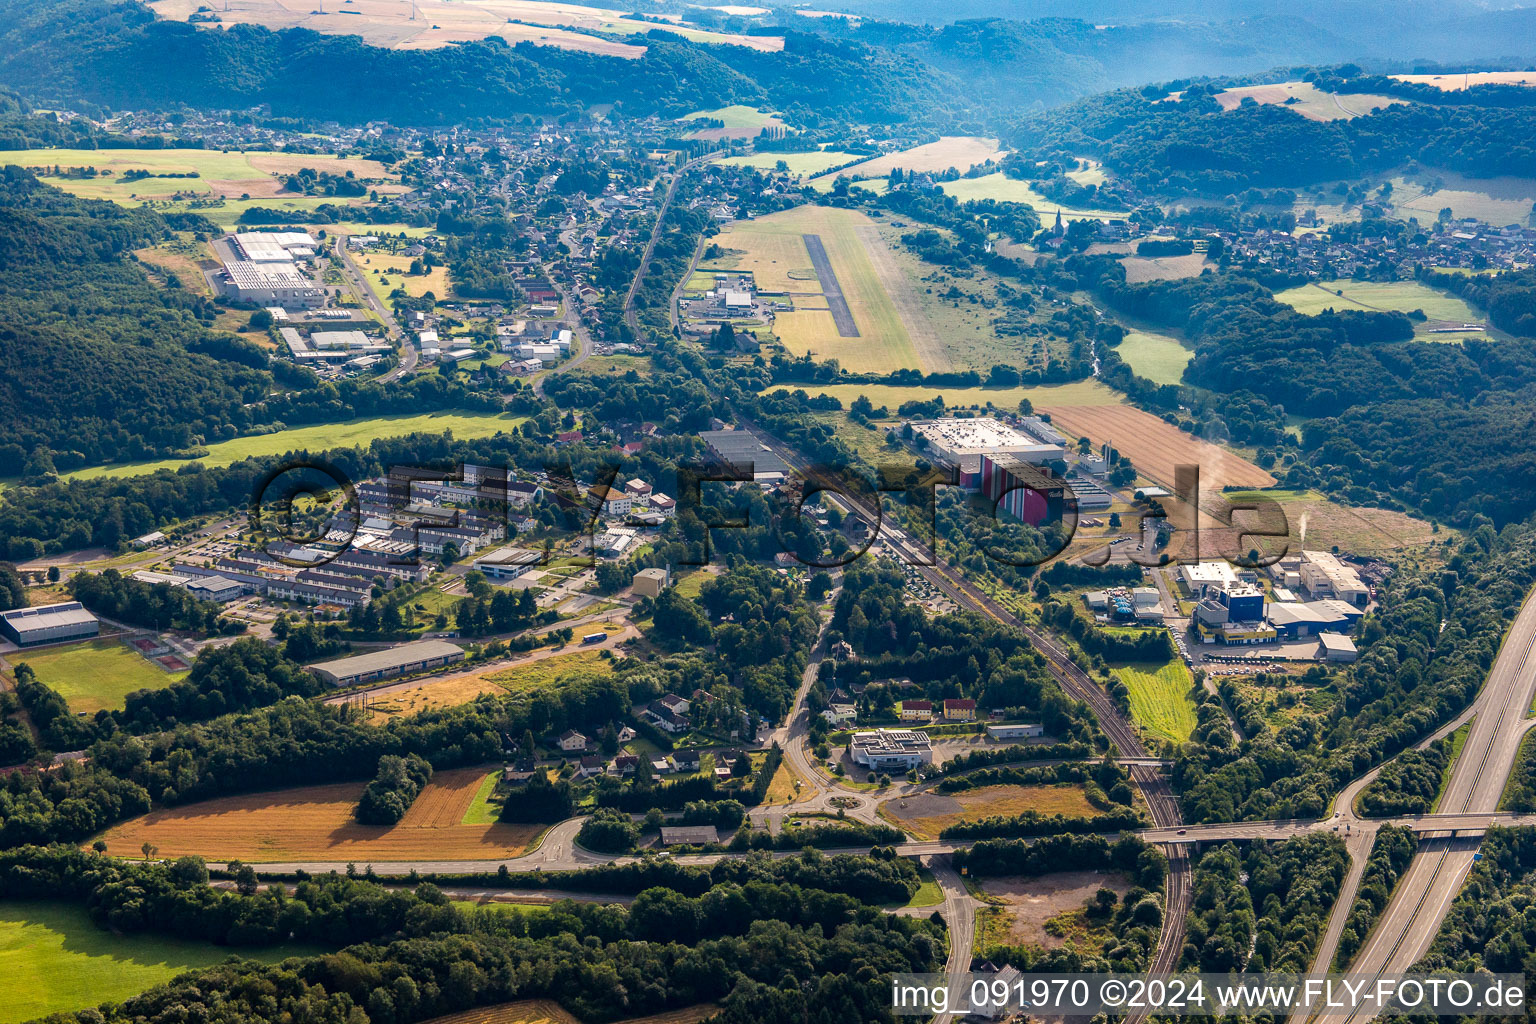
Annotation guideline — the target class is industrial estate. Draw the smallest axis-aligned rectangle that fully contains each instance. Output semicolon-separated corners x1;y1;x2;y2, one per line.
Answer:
4;2;1536;1024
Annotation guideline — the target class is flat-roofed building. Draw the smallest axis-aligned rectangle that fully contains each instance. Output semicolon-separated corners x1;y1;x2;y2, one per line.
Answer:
1298;550;1369;608
309;639;465;687
1179;561;1240;594
1319;632;1358;662
185;575;248;603
849;728;933;770
986;723;1045;741
632;566;671;599
473;547;543;580
0;602;100;648
979;453;1067;525
698;429;790;481
909;417;1065;467
219;259;325;309
660;825;720;846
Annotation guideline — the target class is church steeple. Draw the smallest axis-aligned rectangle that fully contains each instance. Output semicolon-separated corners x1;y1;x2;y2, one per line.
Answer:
1053;209;1064;237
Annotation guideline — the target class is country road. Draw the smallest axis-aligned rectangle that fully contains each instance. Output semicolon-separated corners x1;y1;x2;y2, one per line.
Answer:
332;233;414;381
622;155;709;338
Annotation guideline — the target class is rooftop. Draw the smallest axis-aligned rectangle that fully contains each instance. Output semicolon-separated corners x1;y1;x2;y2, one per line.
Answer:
309;639;464;678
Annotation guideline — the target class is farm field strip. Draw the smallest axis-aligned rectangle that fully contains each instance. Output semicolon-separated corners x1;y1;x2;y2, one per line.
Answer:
7;147;395;202
939;173;1127;219
808;136;1006;184
1114;329;1192;386
880;783;1103;841
64;412;528;482
99;769;542;862
1213;81;1403;120
1273;279;1481;327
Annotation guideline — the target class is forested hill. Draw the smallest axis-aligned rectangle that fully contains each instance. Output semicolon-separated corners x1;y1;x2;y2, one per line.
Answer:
0;167;279;471
0;0;957;126
1006;81;1536;194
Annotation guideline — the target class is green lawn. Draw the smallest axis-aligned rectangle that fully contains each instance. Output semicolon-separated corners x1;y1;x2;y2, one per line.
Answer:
683;105;785;133
0;901;316;1024
1115;330;1192;386
14;639;187;714
450;900;551;916
64;412;529;482
1272;280;1480;328
891;868;944;909
1114;659;1198;744
717;151;864;177
938;173;1127;219
763;378;1121;413
459;770;504;825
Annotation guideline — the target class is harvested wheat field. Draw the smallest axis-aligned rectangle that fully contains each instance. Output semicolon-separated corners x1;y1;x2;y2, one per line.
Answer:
880;784;1103;841
1120;253;1208;283
1041;402;1275;495
419;1000;719;1024
98;766;539;863
1393;71;1536;91
810;137;1007;185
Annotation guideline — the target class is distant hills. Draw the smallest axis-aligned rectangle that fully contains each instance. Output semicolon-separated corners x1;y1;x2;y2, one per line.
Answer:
3;0;1536;126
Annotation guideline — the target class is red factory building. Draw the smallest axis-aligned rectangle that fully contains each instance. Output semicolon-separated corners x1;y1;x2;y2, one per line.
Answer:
979;453;1069;526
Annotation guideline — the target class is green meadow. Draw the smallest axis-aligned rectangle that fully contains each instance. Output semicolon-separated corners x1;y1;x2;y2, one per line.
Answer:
64;412;528;482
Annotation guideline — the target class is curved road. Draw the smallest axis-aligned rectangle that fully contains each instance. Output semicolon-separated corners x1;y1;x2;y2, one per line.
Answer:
331;233;414;382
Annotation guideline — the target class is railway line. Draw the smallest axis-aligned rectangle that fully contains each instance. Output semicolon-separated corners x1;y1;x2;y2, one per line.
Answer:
733;419;1191;1002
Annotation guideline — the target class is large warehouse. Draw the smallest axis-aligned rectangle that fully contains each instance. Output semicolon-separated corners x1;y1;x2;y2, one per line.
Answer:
907;417;1065;467
309;639;465;687
0;602;100;648
219;259;325;309
979;453;1068;525
699;429;790;481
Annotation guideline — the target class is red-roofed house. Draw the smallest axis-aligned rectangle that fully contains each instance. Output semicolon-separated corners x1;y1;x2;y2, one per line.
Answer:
943;698;977;722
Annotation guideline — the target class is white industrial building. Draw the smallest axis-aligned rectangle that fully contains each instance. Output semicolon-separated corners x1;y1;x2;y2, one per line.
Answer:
220;259;325;309
309;639;465;687
986;723;1045;741
907;417;1065;466
472;547;544;580
0;602;100;648
848;728;933;770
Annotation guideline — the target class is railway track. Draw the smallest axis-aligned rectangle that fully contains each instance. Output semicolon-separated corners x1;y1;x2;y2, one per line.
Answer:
734;419;1192;994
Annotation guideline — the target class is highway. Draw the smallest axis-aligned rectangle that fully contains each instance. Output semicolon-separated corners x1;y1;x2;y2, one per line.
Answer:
1330;588;1536;1023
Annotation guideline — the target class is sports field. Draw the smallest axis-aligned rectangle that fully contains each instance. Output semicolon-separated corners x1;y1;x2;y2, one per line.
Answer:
1273;279;1483;335
1213;81;1403;120
809;137;1006;186
712;206;927;372
763;378;1120;414
1115;330;1192;386
418;999;720;1024
6;147;394;203
880;784;1103;840
1113;658;1197;744
65;412;528;482
15;639;187;715
716;150;863;177
99;766;543;862
939;173;1127;220
684;105;787;140
0;901;315;1024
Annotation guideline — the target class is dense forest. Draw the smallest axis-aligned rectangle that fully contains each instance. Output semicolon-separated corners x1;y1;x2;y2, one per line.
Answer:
0;0;957;127
1010;77;1536;194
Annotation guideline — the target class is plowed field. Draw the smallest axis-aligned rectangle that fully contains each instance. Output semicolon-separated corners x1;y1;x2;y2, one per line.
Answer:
98;766;537;862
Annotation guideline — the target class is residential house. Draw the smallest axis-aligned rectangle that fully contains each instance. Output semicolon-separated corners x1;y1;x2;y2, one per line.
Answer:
899;699;933;722
558;729;587;752
943;698;977;722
